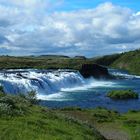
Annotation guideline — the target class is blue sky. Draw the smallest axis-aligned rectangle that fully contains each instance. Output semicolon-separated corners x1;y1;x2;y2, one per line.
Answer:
58;0;140;11
0;0;140;57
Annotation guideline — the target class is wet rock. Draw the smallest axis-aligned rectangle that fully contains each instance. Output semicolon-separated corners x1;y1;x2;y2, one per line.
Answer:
79;64;111;79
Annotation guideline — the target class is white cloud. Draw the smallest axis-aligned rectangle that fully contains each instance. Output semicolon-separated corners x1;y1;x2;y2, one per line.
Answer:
0;1;140;56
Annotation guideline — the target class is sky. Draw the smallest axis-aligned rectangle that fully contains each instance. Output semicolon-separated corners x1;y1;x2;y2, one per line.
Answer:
0;0;140;57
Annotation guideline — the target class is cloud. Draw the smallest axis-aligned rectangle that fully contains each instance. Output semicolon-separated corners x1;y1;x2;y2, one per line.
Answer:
0;2;140;57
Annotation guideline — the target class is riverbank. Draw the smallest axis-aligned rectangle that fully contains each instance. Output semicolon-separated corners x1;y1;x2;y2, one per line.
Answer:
0;91;105;140
0;91;140;140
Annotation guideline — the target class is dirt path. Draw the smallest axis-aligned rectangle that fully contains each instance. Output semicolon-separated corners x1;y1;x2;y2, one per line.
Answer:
96;124;130;140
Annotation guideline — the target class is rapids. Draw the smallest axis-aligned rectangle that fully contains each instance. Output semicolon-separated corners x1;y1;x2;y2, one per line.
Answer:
0;69;140;112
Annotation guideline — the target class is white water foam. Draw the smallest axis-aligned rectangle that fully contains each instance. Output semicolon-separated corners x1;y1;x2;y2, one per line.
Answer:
61;78;116;92
37;77;117;101
110;70;140;79
0;69;118;100
0;70;85;95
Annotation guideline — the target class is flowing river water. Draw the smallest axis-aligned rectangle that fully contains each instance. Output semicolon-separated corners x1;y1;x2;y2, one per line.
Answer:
0;69;140;112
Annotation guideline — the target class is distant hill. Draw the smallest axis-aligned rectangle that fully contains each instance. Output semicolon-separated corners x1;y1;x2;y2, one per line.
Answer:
74;56;87;60
93;49;140;75
0;49;140;75
38;55;70;59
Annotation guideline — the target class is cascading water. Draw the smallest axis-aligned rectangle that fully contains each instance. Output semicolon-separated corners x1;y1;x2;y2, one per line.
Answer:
1;69;140;112
0;69;85;95
109;69;140;79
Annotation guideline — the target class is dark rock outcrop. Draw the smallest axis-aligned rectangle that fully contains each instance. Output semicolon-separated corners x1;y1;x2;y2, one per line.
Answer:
79;64;111;79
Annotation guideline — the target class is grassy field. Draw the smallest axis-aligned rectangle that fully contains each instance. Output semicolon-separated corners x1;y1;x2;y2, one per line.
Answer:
0;106;104;140
0;55;92;70
0;90;105;140
3;107;140;140
1;89;140;140
0;49;140;76
58;107;140;140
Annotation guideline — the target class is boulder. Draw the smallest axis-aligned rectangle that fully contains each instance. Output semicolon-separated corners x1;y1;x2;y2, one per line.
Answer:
79;64;111;78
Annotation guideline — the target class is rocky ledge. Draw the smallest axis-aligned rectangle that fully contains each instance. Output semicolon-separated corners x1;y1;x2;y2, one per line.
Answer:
79;64;112;79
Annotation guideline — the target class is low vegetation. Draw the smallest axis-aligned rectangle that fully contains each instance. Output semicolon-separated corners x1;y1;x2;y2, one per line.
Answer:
1;49;140;75
92;53;122;66
0;55;92;70
0;87;38;117
111;49;140;75
1;86;140;139
58;107;140;140
93;49;140;75
0;87;105;140
107;89;139;100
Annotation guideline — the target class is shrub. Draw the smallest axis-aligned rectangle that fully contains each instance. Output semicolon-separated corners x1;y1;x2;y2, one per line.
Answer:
18;93;26;99
0;86;5;97
0;88;38;116
128;110;139;113
0;92;5;98
0;96;15;108
107;89;139;100
124;119;140;127
0;94;31;116
60;107;82;111
0;86;4;93
0;103;13;115
26;90;38;104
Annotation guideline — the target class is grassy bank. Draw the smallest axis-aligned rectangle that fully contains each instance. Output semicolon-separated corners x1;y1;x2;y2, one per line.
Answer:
93;49;140;75
0;88;140;140
0;90;105;140
111;49;140;75
57;107;140;140
0;106;104;140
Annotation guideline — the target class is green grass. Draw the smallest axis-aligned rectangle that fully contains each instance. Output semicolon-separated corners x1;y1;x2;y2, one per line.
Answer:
93;49;140;75
0;106;102;140
122;111;140;139
91;53;122;66
1;49;140;76
0;92;105;140
107;90;139;100
58;107;140;140
0;49;140;75
1;92;140;140
111;49;140;75
0;56;93;70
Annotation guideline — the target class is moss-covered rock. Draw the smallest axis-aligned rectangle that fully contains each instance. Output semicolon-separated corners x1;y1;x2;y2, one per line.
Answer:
107;90;139;100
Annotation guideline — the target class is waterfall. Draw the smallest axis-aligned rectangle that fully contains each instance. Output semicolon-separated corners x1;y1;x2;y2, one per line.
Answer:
109;69;140;79
0;69;85;95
